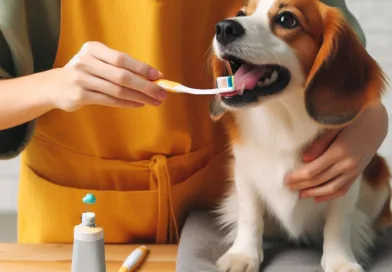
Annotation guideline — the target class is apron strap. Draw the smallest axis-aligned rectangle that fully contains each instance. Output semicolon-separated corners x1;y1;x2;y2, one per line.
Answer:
150;155;179;243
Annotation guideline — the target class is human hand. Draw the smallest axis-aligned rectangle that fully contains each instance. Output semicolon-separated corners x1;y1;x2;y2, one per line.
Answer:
285;103;389;202
46;41;167;111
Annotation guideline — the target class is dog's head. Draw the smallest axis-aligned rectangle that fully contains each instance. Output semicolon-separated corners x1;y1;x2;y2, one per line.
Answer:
211;0;386;127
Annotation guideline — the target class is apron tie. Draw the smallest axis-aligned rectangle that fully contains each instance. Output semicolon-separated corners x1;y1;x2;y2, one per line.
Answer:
150;155;179;243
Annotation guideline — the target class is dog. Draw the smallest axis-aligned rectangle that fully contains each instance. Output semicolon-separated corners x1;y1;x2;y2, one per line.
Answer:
209;0;391;271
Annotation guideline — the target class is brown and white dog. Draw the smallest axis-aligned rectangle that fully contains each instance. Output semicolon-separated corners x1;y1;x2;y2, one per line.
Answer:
210;0;391;271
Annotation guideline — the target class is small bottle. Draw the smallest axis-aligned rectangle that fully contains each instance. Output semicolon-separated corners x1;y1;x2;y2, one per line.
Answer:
71;196;106;272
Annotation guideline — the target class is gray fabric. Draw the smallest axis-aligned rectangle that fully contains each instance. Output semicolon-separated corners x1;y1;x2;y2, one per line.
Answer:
177;211;392;272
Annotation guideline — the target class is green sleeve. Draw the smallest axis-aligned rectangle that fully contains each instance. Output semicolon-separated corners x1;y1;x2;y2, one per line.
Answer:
0;0;36;159
322;0;366;47
0;31;14;78
0;33;36;159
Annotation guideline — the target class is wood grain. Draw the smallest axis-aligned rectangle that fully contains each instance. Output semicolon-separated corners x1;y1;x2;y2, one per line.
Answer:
0;244;177;272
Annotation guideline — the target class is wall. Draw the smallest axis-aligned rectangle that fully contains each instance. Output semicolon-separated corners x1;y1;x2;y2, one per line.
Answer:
347;0;392;161
0;157;19;212
0;0;391;212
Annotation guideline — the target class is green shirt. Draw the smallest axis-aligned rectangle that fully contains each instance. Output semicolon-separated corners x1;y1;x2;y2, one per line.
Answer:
0;0;366;158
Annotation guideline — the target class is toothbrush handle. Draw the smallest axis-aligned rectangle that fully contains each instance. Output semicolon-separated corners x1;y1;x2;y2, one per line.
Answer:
154;79;234;95
154;79;180;93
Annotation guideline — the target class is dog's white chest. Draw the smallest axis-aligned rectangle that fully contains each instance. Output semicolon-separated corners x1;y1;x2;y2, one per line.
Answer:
232;105;324;238
235;146;326;239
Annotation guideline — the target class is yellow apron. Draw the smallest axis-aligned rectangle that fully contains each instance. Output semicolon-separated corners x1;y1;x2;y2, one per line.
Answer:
17;0;242;243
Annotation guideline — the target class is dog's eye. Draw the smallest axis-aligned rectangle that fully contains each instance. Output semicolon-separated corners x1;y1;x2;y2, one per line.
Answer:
274;12;298;29
236;10;246;17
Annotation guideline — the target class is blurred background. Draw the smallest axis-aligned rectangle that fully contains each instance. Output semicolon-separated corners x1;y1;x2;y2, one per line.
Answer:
0;0;391;242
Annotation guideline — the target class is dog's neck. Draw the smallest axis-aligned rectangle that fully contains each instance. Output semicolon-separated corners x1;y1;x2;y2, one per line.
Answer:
233;87;322;154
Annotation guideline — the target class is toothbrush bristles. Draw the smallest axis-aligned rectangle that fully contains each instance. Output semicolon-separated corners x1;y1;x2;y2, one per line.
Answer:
228;76;233;88
216;76;235;89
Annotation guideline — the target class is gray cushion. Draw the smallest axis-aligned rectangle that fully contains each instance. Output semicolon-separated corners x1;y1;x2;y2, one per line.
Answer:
176;211;392;272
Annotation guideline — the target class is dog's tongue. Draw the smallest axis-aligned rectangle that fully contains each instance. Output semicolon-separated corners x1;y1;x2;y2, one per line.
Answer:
221;64;269;97
234;64;268;90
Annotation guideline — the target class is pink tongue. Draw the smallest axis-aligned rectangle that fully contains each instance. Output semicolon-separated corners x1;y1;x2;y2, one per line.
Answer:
234;64;268;90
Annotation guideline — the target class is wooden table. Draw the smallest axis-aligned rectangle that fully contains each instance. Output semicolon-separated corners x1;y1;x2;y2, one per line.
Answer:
0;244;177;271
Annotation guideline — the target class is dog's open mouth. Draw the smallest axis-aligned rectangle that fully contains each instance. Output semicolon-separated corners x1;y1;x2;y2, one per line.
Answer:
220;55;291;106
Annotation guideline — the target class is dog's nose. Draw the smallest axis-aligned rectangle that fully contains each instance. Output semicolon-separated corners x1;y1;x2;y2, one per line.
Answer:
215;20;245;45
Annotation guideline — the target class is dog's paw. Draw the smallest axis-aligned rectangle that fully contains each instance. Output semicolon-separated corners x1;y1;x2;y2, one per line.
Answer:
216;252;260;272
324;262;364;272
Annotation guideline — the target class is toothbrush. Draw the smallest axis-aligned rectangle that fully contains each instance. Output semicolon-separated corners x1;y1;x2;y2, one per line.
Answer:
117;245;149;272
154;76;235;95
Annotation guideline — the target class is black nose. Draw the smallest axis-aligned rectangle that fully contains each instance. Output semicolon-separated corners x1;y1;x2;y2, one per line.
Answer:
215;20;245;45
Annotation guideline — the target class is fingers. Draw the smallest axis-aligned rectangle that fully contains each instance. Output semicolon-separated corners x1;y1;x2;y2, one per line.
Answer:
285;129;362;201
298;173;357;200
285;153;336;184
287;161;349;191
82;73;162;106
70;52;167;102
80;41;163;80
302;129;341;162
83;90;145;109
60;42;167;111
313;178;356;202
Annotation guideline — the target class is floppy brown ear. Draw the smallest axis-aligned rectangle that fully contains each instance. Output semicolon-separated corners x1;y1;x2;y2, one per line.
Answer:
209;54;231;121
305;7;387;127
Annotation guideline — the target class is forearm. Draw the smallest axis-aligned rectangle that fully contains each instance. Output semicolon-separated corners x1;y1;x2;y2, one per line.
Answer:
363;101;389;150
0;70;56;130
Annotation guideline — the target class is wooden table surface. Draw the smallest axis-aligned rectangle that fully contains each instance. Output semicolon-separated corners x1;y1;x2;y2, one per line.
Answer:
0;244;178;271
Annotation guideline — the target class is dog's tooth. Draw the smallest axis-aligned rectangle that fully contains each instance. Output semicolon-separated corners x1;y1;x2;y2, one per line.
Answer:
238;84;245;95
270;70;279;82
263;77;272;85
264;71;279;85
256;70;279;87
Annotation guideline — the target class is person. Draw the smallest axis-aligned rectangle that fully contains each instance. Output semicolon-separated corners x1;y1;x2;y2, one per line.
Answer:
0;0;388;244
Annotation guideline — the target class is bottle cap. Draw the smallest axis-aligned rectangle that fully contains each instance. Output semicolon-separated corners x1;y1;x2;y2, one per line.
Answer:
82;193;96;204
81;212;96;227
81;193;97;227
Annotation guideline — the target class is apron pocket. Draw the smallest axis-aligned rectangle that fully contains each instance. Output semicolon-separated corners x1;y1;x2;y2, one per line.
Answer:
17;162;159;244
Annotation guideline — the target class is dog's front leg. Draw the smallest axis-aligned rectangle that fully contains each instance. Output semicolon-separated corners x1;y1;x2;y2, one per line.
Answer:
321;181;364;272
217;169;264;272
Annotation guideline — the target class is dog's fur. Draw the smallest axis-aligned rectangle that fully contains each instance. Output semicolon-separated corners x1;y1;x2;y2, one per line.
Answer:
210;0;391;271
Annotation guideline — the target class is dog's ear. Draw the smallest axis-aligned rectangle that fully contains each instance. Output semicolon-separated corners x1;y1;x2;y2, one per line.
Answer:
304;6;387;127
209;54;231;121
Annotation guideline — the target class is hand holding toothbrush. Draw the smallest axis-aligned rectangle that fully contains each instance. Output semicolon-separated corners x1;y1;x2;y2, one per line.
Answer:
51;41;234;113
3;40;235;123
46;41;168;112
61;41;235;106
